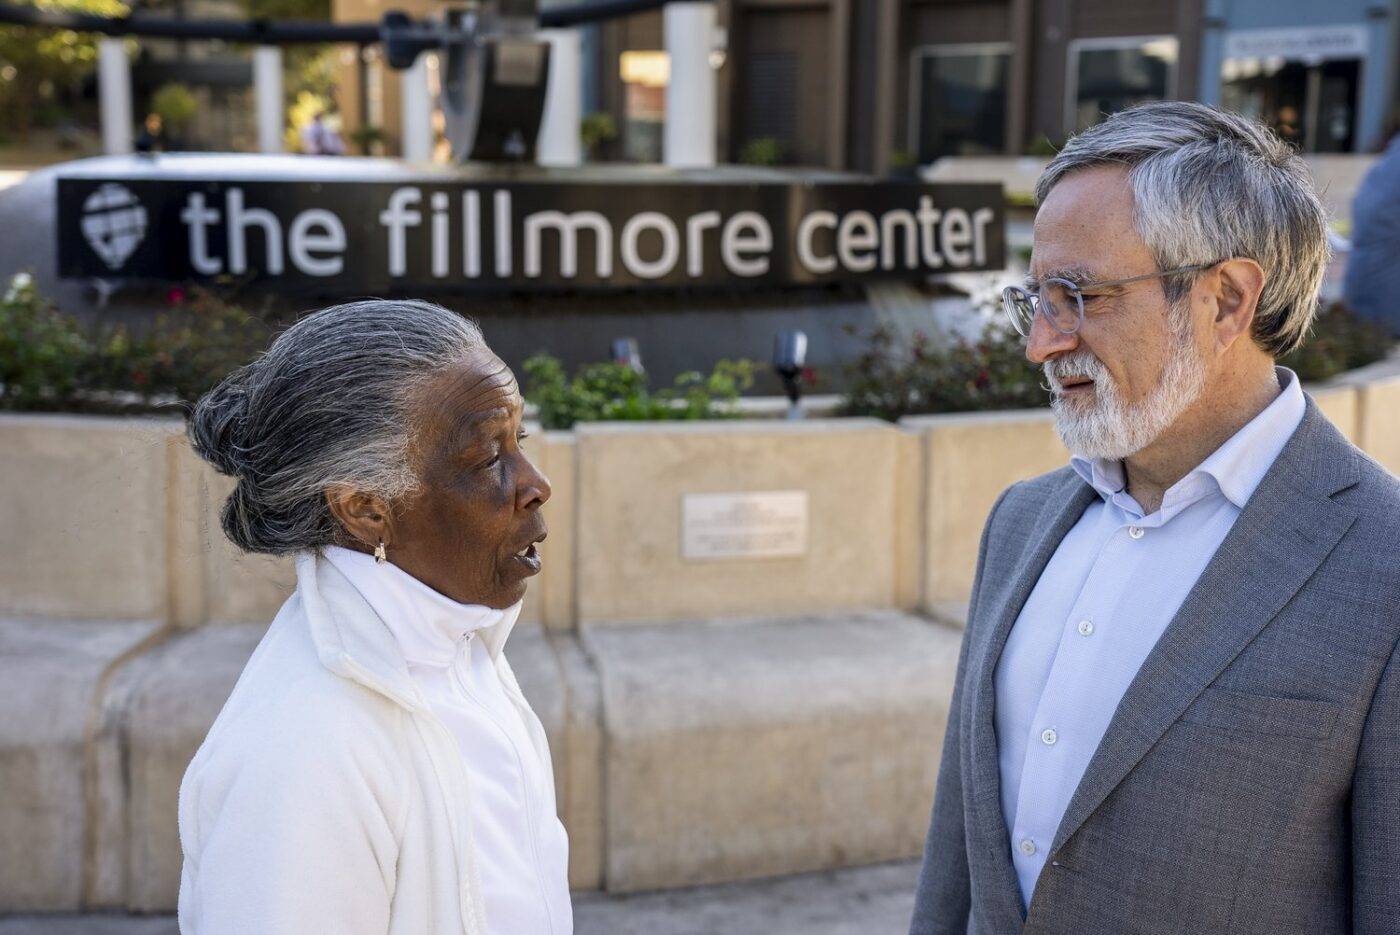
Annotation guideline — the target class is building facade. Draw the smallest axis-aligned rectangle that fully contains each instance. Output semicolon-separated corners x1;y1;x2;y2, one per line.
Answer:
588;0;1399;172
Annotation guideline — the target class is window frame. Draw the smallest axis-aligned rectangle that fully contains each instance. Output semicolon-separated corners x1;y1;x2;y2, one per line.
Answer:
1063;34;1180;134
907;41;1014;162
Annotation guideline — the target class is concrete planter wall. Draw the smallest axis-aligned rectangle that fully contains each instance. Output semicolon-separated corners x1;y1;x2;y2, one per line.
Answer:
2;359;1397;911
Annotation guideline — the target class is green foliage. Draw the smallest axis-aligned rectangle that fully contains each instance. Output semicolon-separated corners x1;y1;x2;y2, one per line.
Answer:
580;111;617;156
889;149;917;169
738;137;784;166
0;0;130;138
842;300;1399;423
0;272;271;413
523;353;755;430
150;83;198;130
1026;134;1062;157
1279;302;1396;382
0;272;87;407
237;0;329;22
349;123;385;154
841;322;1048;422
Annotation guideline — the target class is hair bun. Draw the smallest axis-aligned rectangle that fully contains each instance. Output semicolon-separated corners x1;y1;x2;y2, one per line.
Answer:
187;369;253;478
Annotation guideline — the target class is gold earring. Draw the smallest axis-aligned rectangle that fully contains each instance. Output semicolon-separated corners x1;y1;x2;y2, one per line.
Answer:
374;540;387;565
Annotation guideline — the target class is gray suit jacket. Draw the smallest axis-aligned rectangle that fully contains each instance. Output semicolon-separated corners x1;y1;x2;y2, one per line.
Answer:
911;398;1400;935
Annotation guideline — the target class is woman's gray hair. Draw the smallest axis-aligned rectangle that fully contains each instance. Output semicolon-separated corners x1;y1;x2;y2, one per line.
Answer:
188;299;485;555
1035;101;1330;357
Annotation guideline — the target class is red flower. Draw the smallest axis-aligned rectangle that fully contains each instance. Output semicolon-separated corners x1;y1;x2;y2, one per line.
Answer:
132;370;149;386
167;287;186;307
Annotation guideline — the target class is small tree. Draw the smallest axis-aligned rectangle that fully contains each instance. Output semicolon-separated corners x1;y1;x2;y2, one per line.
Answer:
0;0;130;140
150;83;198;134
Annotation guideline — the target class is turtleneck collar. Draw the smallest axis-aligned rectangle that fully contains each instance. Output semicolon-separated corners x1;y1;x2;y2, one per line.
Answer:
322;545;523;669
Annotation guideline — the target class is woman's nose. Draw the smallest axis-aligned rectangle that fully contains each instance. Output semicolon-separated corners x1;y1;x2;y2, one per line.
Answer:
517;455;551;510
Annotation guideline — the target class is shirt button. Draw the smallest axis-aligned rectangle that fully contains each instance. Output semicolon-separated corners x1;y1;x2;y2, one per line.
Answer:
1077;619;1094;636
1041;728;1058;746
1019;839;1037;856
1128;525;1145;539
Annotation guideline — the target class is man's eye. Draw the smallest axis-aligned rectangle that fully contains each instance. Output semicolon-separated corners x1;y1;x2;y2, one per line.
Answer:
1081;293;1106;305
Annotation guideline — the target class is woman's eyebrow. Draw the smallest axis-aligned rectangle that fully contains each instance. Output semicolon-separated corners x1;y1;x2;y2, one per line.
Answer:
445;398;523;451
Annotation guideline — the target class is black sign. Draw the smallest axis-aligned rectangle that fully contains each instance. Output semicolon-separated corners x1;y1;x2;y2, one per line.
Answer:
58;175;1004;291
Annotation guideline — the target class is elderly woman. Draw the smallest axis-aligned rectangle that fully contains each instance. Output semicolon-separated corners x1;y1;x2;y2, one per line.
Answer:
177;300;569;935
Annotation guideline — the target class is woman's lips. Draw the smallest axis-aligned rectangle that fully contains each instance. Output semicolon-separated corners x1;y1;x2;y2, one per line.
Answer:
509;541;543;576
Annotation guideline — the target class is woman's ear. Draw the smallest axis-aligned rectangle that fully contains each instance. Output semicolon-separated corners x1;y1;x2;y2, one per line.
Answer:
1211;257;1267;353
325;486;394;551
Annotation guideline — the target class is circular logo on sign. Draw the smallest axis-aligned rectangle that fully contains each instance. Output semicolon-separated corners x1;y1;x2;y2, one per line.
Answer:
80;183;148;271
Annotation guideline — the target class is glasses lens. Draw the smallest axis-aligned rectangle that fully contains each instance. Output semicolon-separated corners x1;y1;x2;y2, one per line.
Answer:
1041;280;1084;334
1002;287;1035;336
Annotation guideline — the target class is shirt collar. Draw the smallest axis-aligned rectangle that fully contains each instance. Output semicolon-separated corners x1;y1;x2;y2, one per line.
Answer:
322;545;522;668
1071;366;1307;514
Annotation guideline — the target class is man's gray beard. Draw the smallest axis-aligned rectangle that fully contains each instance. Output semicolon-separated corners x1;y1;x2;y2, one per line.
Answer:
1045;303;1208;460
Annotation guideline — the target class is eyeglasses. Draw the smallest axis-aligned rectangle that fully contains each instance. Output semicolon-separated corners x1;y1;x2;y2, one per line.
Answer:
1001;262;1220;338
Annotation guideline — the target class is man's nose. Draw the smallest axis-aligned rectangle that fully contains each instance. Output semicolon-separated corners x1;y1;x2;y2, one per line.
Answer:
1025;307;1080;365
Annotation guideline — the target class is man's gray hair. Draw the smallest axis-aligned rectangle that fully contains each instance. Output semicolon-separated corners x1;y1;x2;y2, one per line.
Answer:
1035;101;1330;357
188;299;485;555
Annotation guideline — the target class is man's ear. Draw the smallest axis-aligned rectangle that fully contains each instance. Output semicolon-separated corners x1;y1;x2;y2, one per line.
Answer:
325;486;395;552
1210;257;1267;353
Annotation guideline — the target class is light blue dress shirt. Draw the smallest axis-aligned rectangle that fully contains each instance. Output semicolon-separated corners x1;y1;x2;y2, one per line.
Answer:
994;367;1306;909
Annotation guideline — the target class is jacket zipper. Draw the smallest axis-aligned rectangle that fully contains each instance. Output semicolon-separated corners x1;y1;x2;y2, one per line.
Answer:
337;651;487;935
451;634;558;934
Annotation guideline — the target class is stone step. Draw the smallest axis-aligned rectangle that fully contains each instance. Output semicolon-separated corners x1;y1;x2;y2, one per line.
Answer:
0;612;961;913
0;859;922;935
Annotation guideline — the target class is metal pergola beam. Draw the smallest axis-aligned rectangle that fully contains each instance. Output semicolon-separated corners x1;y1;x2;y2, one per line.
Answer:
0;0;698;46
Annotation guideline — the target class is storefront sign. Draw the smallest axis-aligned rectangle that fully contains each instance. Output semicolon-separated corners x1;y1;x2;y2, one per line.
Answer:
1224;25;1368;62
57;173;1005;291
681;491;809;560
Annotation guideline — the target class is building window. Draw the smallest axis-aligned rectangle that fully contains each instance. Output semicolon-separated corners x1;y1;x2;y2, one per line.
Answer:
1219;25;1367;153
741;51;798;163
1066;37;1177;133
909;44;1010;163
619;50;669;162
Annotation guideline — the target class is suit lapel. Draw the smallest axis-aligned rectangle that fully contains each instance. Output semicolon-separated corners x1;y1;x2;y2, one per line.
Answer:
1048;400;1361;856
967;471;1097;923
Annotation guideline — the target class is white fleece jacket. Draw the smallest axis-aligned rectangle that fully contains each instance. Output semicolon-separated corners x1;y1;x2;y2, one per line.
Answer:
177;551;558;935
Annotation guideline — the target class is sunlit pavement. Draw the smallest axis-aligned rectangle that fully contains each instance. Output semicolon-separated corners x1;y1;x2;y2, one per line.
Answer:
0;860;920;935
0;170;32;192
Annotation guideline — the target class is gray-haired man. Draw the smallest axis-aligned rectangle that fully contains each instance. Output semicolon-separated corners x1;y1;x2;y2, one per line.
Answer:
910;101;1400;934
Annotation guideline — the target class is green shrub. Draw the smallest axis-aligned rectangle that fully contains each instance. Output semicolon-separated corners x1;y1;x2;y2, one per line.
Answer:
738;137;783;166
0;272;271;413
580;112;618;157
841;321;1047;422
349;124;386;155
841;300;1398;422
87;290;272;405
150;83;198;131
0;272;87;408
1279;303;1395;382
523;353;755;430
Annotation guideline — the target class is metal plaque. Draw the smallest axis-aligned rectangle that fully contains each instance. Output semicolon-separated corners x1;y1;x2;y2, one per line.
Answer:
681;491;809;561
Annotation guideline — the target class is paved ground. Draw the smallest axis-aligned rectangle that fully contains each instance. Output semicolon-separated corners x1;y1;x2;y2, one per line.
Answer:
0;860;920;935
